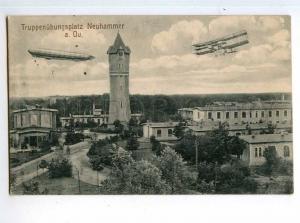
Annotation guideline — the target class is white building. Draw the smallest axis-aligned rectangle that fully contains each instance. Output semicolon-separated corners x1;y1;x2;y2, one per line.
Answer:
179;100;292;125
240;133;293;166
142;122;179;142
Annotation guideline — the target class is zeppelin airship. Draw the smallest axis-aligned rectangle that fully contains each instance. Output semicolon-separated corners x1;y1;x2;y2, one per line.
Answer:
193;30;249;56
28;48;95;61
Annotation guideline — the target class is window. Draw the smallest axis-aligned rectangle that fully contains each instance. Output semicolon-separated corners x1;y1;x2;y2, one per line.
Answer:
121;101;122;108
250;112;252;118
226;112;230;119
256;111;258;118
276;111;280;117
208;112;212;119
242;111;246;118
168;129;173;137
284;110;288;117
259;148;262;157
269;111;272;117
255;148;258;157
284;146;290;157
198;112;200;119
261;111;265;118
217;112;221;119
234;112;238;119
119;51;123;56
157;129;162;137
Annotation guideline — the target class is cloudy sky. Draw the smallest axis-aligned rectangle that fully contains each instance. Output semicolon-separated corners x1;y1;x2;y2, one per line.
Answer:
8;15;291;97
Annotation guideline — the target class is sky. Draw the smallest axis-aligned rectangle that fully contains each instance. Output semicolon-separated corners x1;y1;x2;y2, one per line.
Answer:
8;15;291;97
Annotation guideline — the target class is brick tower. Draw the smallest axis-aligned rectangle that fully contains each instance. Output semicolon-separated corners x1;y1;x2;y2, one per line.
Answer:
107;32;131;124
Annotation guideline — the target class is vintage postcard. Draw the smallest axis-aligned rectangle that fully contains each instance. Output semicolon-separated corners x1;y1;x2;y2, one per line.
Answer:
7;15;292;195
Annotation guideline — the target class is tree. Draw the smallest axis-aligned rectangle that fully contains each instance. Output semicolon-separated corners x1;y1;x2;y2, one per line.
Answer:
228;136;246;158
174;122;185;139
153;147;196;193
48;158;73;178
150;135;163;156
113;120;124;134
65;132;84;145
126;134;140;151
262;146;279;175
102;149;170;194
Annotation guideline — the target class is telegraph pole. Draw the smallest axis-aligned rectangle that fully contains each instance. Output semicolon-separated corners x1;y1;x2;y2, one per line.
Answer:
195;136;199;170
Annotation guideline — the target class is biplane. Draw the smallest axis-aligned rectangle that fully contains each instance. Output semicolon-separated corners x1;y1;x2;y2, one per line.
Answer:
28;48;95;61
193;30;249;56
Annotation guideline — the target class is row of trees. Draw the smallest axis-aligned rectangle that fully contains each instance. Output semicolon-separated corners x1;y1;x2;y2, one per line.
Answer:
175;123;246;165
100;145;257;194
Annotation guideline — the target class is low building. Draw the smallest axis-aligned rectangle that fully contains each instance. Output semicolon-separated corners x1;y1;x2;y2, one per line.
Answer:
142;122;179;142
240;133;293;166
179;100;292;125
10;105;58;150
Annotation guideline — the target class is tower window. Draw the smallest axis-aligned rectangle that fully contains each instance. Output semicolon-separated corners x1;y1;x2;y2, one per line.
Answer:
217;112;221;119
284;110;288;117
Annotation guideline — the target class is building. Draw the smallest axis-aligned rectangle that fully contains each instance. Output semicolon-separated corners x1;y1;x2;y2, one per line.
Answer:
179;100;292;125
60;104;109;128
188;122;292;137
10;105;57;150
240;133;293;166
142;122;179;142
177;108;193;120
107;33;131;124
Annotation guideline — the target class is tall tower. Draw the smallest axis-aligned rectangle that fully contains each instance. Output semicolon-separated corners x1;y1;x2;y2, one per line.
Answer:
107;33;131;124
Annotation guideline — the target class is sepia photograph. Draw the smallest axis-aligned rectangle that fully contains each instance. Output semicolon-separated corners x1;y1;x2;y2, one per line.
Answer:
7;15;293;195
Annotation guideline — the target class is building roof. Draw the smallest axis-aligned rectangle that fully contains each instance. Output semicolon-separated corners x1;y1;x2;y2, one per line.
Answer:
13;107;58;113
107;32;131;54
143;122;179;128
240;133;292;144
188;122;292;132
193;101;292;111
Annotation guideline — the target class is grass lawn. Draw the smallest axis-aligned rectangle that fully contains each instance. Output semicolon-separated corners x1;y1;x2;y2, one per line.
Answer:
12;173;100;195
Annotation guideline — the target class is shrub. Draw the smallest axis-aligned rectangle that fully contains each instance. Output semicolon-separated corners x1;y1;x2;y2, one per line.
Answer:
48;158;72;178
65;132;84;145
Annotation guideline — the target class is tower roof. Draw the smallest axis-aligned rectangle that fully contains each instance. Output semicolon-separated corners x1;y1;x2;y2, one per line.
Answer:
107;32;131;54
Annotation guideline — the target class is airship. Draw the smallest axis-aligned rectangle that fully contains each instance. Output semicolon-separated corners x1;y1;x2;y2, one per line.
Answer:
193;30;249;56
28;48;95;61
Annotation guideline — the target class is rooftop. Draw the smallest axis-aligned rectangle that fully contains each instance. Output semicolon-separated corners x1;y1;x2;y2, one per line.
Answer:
194;101;292;111
107;32;131;54
13;105;58;113
240;133;293;144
